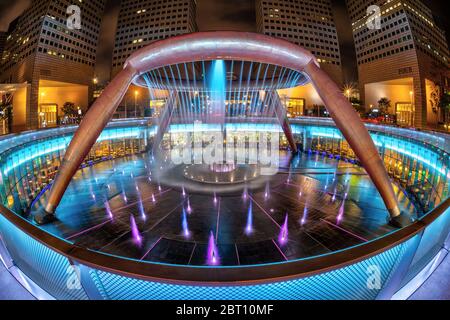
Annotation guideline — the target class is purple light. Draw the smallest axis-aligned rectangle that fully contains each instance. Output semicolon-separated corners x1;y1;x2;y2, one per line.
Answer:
245;202;253;235
104;200;113;219
122;191;127;203
151;193;156;203
187;198;192;214
337;201;345;224
138;196;146;221
213;192;218;205
264;182;270;199
278;213;288;245
182;186;186;197
301;205;308;225
242;186;248;200
207;231;219;265
130;215;142;245
182;207;189;237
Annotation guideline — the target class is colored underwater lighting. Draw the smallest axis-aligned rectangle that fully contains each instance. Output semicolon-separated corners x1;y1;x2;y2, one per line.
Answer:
138;196;146;221
182;207;189;237
130;215;142;245
186;198;192;214
207;231;219;265
242;186;248;200
337;201;345;224
264;182;270;199
301;205;308;225
104;200;113;219
245;202;253;235
278;214;288;244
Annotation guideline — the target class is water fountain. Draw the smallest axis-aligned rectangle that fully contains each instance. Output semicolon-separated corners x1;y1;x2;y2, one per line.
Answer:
104;200;113;219
337;201;345;224
242;186;248;200
264;182;270;199
207;231;219;265
182;207;189;237
138;195;146;221
130;215;142;245
301;205;308;226
278;214;288;245
209;60;226;125
245;202;253;235
186;198;192;214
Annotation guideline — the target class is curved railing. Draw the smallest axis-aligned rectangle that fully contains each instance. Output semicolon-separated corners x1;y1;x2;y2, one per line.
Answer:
0;118;449;300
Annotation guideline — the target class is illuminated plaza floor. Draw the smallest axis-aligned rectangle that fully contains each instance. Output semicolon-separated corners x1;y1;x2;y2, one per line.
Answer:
31;151;416;266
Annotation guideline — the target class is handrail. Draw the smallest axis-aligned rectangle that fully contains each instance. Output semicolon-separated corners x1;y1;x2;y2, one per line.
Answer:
0;194;448;285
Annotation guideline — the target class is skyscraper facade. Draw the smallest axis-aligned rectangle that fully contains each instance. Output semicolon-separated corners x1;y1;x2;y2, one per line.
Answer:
111;0;198;77
110;0;198;117
347;0;449;128
0;0;105;130
255;0;344;115
256;0;343;85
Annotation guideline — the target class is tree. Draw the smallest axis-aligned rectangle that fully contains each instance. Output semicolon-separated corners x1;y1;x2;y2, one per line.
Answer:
439;91;450;124
0;102;12;134
61;102;77;117
350;97;365;114
377;97;391;115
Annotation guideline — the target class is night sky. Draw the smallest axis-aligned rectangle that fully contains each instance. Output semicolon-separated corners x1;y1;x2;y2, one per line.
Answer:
0;0;448;84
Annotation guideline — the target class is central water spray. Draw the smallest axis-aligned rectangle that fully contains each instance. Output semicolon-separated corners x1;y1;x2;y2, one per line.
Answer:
208;60;226;125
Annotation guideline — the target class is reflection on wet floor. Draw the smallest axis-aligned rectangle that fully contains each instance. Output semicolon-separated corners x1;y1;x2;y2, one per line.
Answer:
32;151;417;266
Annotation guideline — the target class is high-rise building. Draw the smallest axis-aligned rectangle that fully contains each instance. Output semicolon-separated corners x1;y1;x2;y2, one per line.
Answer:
255;0;344;115
347;0;450;128
256;0;343;85
0;0;105;131
111;0;198;117
111;0;198;77
0;32;6;59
